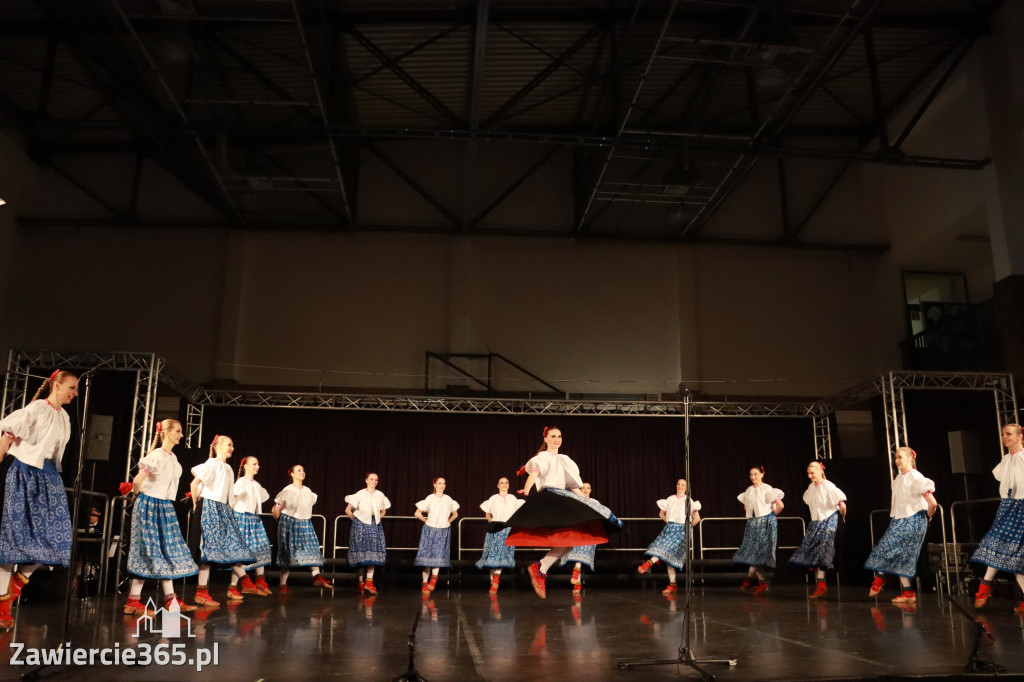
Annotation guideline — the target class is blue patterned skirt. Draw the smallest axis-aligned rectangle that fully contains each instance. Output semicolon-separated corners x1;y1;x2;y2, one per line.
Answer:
863;510;928;578
235;511;272;570
277;514;324;568
790;512;839;569
559;544;597;571
200;499;256;565
349;517;387;567
970;498;1024;573
128;493;199;579
645;522;688;569
733;513;778;568
476;527;515;569
0;459;71;567
415;525;451;568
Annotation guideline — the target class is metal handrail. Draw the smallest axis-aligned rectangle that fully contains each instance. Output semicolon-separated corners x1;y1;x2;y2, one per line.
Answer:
697;516;807;560
454;516;673;561
949;496;1001;593
258;512;328;554
868;505;950;595
330;515;429;560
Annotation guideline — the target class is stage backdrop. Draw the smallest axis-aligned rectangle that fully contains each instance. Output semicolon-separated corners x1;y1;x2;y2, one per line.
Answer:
191;408;817;567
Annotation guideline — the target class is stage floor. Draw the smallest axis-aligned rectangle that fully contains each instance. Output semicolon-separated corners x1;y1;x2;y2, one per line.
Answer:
2;581;1023;681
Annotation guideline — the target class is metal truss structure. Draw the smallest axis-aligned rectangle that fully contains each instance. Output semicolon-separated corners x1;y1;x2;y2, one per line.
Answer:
5;350;1016;476
3;349;164;481
812;370;1018;473
0;0;1000;248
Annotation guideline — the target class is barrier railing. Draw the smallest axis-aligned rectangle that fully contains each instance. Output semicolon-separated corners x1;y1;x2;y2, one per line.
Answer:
454;516;670;562
331;515;424;560
868;505;950;595
258;512;327;555
949;496;1001;594
697;516;807;560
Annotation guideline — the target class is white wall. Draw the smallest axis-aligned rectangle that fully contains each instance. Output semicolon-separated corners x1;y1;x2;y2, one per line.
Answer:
0;29;1012;399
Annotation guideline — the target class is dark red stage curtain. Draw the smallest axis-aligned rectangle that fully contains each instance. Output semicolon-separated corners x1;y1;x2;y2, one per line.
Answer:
194;409;817;557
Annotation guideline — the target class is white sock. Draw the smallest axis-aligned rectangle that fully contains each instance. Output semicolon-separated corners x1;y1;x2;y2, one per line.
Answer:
280;571;290;586
0;565;11;595
198;566;211;585
667;566;677;583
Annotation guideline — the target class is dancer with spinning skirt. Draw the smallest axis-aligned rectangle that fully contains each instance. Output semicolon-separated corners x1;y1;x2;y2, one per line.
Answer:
971;424;1024;613
124;419;198;615
0;370;78;629
864;447;937;604
789;461;846;599
498;427;623;599
273;465;333;591
476;476;523;594
733;466;784;594
190;434;256;605
414;476;459;594
345;471;391;595
232;455;274;596
637;478;702;595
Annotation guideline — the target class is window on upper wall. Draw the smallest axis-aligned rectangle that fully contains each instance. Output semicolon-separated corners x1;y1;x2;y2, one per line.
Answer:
903;271;968;338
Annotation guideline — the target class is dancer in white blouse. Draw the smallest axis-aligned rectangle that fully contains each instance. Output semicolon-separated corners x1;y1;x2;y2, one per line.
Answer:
124;419;199;616
232;455;273;596
476;477;524;594
971;424;1024;613
345;472;391;595
0;370;78;629
864;447;937;604
272;465;332;591
500;427;622;599
637;479;702;595
789;462;846;599
733;466;785;594
190;435;256;605
414;477;459;594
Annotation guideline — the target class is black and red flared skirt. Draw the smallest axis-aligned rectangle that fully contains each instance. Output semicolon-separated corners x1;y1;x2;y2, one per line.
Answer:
492;488;623;547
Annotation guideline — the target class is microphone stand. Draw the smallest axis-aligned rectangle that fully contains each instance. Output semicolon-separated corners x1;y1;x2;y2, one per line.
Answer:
22;370;94;681
619;390;737;679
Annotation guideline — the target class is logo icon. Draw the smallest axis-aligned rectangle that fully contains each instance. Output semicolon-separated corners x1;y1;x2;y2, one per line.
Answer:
132;599;195;639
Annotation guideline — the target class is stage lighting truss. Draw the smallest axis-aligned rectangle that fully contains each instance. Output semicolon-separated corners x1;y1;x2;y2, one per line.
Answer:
3;350;1017;472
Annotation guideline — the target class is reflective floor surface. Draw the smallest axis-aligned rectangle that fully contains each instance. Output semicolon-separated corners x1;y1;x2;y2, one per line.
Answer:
2;582;1023;681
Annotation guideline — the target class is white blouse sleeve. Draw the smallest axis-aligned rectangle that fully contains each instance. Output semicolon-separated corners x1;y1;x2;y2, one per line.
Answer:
191;458;218;481
824;482;847;507
415;497;432;513
0;401;45;436
691;500;702;512
448;496;460;512
344;490;362;508
910;474;935;497
480;495;496;515
525;453;547;477
274;486;293;508
137;450;163;474
656;498;670;512
258;484;270;504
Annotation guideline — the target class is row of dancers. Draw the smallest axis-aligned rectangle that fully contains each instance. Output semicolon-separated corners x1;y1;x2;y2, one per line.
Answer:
1;371;1023;629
